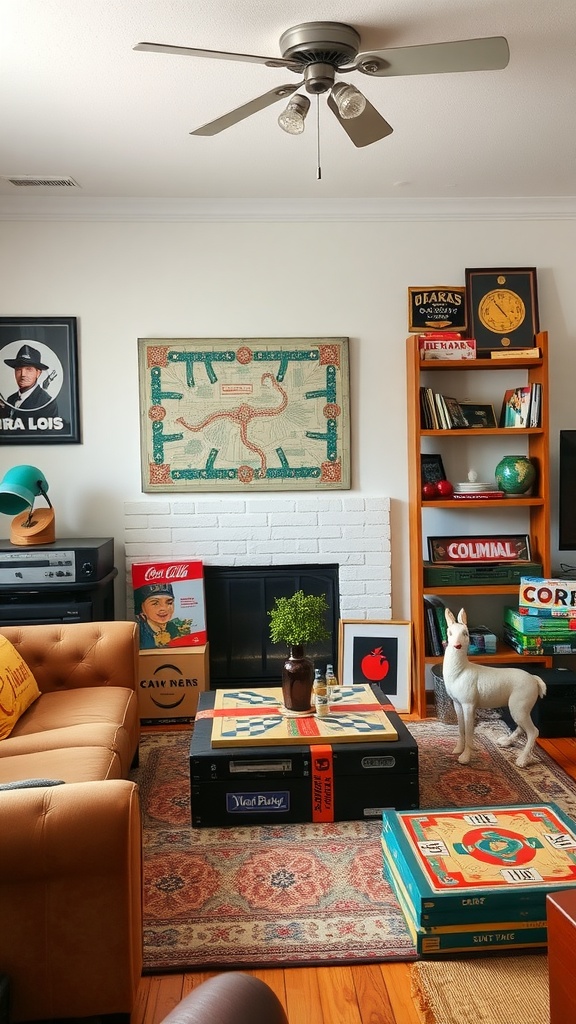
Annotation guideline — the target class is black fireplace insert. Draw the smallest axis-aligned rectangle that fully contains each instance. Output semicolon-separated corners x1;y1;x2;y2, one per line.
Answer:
204;563;339;688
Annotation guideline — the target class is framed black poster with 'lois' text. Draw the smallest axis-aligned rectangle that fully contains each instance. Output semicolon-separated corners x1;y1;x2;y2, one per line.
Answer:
0;317;80;444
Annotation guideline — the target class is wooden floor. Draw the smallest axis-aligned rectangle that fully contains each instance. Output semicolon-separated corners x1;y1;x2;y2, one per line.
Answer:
133;734;576;1024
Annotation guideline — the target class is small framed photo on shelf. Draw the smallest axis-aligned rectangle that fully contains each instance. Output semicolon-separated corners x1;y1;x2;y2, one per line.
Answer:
500;386;532;427
427;534;532;564
458;402;497;428
338;619;412;714
465;267;539;352
421;453;446;485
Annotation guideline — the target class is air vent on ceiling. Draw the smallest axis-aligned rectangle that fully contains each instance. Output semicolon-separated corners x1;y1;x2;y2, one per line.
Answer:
2;175;80;187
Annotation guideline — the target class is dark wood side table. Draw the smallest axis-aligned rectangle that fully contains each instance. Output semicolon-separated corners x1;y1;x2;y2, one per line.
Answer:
547;889;576;1023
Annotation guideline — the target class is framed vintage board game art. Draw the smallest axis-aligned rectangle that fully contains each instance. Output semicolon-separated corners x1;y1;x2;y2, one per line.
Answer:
0;316;80;444
465;268;539;352
138;337;350;492
338;620;412;714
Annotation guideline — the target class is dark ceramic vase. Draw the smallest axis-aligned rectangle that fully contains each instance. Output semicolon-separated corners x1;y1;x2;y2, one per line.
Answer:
281;645;314;712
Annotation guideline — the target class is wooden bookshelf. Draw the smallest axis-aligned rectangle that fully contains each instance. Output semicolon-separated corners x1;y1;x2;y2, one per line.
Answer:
407;331;553;717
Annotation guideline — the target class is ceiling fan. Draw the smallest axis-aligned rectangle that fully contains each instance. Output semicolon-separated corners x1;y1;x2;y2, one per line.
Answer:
134;22;509;149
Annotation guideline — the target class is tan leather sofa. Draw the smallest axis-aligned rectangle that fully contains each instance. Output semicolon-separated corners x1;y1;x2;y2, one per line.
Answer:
0;620;143;1023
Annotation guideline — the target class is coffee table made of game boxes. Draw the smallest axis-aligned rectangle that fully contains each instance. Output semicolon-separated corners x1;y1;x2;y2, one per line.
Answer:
189;683;419;827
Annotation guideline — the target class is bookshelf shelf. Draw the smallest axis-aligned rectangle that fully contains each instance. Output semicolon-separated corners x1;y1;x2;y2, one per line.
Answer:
407;331;552;718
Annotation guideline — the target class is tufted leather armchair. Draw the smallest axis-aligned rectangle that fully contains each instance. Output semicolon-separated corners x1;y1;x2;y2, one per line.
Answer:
0;621;142;1023
160;973;289;1024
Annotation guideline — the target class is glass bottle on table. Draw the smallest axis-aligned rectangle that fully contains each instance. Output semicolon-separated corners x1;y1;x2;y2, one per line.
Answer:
313;667;329;717
325;663;339;701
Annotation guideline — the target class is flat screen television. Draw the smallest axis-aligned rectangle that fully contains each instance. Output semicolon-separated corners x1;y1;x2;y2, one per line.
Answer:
559;430;576;550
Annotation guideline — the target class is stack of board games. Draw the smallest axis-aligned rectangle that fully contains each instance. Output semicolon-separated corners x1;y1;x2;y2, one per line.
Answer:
502;576;576;655
381;803;576;956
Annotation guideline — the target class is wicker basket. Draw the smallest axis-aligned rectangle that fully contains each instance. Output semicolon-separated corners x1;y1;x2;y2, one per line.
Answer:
431;664;457;724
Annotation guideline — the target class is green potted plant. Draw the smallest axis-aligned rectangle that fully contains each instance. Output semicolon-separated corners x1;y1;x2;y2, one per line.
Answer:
268;590;330;713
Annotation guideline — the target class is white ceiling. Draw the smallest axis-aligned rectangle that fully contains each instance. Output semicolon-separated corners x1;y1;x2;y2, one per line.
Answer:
1;0;575;202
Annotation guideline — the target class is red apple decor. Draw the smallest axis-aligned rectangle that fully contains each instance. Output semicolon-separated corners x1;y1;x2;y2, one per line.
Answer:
435;478;454;498
361;646;390;682
422;479;454;500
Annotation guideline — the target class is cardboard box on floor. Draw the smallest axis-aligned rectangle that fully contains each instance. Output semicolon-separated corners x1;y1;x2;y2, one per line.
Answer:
138;644;210;724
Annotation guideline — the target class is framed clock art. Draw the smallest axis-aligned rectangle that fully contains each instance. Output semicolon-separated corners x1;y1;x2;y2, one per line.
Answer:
465;267;540;353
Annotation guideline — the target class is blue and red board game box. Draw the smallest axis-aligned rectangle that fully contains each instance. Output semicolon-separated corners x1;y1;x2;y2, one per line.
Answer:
381;802;576;954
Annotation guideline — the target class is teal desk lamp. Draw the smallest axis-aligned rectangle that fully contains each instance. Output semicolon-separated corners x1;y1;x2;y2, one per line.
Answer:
0;465;55;545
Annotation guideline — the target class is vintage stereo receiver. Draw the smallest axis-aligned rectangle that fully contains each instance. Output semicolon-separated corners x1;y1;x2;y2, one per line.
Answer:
0;537;114;586
0;538;116;626
424;560;543;587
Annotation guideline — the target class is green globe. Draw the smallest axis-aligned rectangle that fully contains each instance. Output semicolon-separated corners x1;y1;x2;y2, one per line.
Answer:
495;455;536;494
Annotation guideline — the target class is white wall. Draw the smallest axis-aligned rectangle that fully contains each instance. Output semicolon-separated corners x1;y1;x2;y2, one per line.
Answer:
0;203;575;617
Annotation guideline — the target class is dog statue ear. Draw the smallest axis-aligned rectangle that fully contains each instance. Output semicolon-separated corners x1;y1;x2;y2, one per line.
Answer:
445;608;456;625
458;608;468;624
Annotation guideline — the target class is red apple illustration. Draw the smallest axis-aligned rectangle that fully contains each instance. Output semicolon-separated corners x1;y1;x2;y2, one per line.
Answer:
361;646;390;681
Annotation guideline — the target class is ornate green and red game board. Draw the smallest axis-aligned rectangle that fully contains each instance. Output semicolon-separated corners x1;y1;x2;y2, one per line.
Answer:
381;803;576;925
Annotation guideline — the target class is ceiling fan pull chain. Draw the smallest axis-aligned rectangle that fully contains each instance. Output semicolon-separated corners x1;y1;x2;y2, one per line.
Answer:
316;95;322;180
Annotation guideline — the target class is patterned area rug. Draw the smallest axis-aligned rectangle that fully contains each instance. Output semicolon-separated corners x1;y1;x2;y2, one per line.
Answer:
131;717;576;972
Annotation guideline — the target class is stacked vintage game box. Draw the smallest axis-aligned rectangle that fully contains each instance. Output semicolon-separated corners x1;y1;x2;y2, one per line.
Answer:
502;575;576;656
131;559;209;723
381;803;576;956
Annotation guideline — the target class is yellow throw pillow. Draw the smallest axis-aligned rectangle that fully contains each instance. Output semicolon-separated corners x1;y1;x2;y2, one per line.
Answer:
0;635;41;740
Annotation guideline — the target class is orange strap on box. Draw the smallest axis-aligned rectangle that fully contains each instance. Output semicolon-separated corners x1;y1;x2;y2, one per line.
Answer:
311;744;335;823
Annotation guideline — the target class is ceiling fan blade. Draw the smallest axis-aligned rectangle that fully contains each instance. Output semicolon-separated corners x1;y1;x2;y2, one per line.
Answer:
190;84;301;136
355;36;510;77
134;41;298;70
327;94;393;148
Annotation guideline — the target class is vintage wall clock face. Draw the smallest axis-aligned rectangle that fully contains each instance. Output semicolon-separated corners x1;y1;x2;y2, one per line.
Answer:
465;268;539;351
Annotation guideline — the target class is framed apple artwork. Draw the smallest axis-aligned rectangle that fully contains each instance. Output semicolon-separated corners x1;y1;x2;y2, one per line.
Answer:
338;620;412;714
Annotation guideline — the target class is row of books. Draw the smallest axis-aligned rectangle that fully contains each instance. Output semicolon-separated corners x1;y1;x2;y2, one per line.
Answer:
419;387;468;429
419;383;542;430
381;802;576;956
424;597;497;656
425;592;576;659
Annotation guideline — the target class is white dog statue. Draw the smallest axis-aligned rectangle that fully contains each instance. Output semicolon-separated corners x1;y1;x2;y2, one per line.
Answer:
442;608;547;767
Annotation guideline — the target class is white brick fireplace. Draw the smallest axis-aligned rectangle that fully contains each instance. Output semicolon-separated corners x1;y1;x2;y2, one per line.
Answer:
124;495;391;619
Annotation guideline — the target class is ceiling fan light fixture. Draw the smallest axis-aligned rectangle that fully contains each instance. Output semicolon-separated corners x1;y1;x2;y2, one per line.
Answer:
331;82;367;119
278;94;310;135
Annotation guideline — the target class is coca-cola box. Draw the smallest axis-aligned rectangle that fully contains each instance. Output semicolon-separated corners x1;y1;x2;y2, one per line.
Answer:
131;559;207;651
